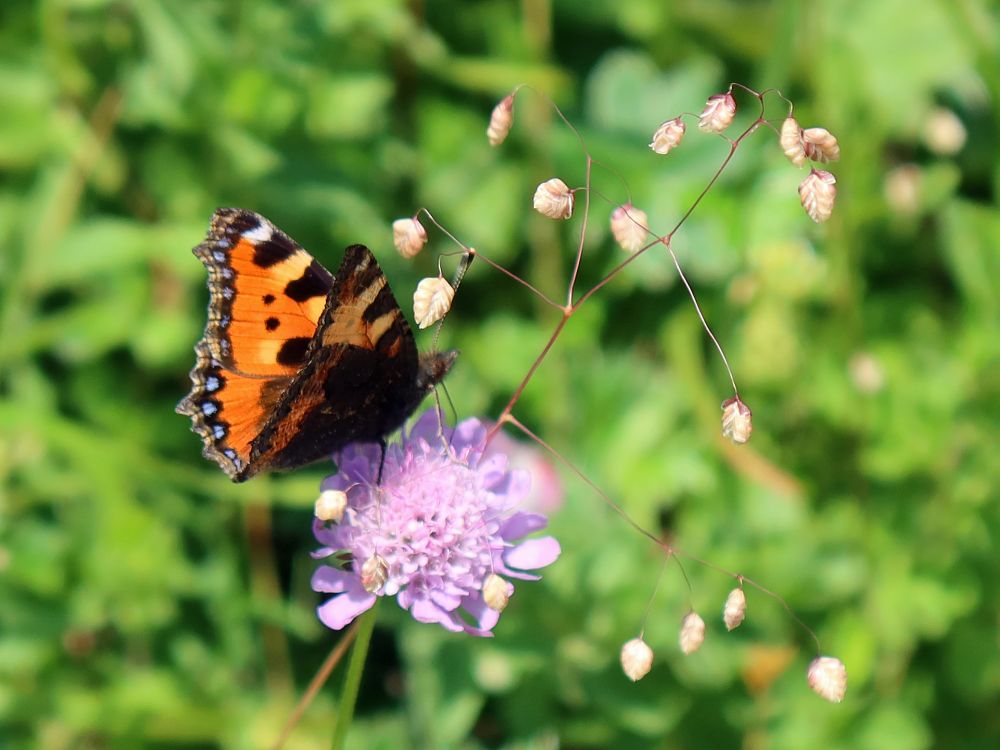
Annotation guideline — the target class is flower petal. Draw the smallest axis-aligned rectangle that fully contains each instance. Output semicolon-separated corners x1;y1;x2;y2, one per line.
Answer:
317;589;377;630
504;536;561;571
410;598;465;632
462;593;501;632
500;512;548;540
311;565;355;593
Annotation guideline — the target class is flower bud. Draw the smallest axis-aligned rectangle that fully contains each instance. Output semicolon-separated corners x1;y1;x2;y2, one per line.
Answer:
532;177;574;220
649;117;686;155
360;554;389;594
620;637;654;681
721;396;752;444
807;656;847;703
780;116;806;167
722;587;747;631
679;612;706;654
610;203;649;254
486;94;515;146
315;489;348;523
801;127;841;163
698;92;736;133
392;217;428;259
798;169;837;223
482;573;511;612
413;276;455;329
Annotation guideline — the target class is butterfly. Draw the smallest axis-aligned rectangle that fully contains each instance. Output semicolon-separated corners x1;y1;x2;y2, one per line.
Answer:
176;208;457;482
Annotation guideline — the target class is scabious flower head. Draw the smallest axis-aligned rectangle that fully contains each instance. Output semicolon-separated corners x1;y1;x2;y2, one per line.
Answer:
311;411;561;636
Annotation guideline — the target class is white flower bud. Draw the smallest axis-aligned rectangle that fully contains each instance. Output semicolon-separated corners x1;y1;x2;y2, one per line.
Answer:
482;573;511;612
721;397;752;444
780;116;806;167
679;612;706;655
486;94;515;146
801;127;841;163
698;92;736;133
620;637;654;681
360;554;389;594
314;489;348;523
392;217;428;259
532;177;574;220
610;203;649;254
722;587;747;631
798;169;837;223
807;656;847;703
413;276;455;329
649;117;686;155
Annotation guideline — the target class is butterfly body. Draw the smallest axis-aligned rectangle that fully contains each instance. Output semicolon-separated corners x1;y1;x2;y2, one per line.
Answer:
177;208;456;482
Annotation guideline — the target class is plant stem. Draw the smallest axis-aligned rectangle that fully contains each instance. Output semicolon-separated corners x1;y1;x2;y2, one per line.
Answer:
331;603;378;750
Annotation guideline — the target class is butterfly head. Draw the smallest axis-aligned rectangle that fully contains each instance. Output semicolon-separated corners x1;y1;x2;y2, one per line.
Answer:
417;349;459;393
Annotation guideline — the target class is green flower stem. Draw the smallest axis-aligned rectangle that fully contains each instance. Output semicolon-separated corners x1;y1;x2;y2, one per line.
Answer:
331;602;378;750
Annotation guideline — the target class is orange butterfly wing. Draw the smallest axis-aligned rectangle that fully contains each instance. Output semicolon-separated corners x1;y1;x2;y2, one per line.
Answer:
176;208;333;479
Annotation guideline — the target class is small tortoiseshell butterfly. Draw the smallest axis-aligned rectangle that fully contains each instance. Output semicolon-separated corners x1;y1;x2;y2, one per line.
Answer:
177;208;457;482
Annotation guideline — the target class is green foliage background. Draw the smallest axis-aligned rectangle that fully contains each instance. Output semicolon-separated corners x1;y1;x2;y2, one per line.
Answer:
2;0;998;748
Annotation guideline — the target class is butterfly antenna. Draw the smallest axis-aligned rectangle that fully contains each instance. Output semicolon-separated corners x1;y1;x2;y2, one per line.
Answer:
432;251;474;351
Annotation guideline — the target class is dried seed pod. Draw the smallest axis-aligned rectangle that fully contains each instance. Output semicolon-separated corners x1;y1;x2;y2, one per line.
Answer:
780;116;806;167
649;117;686;155
807;656;848;703
532;177;574;219
413;276;455;329
610;203;649;253
360;554;389;594
721;397;753;444
315;489;348;523
679;612;706;654
482;573;511;612
801;127;841;163
698;91;736;133
723;587;747;631
798;169;837;223
487;93;515;146
620;637;654;681
392;217;428;259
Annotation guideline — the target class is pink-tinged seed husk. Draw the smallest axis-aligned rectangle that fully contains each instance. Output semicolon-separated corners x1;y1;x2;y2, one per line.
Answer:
413;276;455;329
780;117;806;167
801;127;841;163
807;656;847;703
610;204;649;253
679;612;706;654
723;587;747;631
315;489;348;523
698;92;736;133
487;94;515;146
721;397;753;444
650;117;686;155
392;217;428;259
798;169;837;223
532;178;574;219
621;637;654;681
482;573;511;612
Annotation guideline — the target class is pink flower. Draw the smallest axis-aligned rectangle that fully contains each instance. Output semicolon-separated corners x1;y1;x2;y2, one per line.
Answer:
311;411;561;636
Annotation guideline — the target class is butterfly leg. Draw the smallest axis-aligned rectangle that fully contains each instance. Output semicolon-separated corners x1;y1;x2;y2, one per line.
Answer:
376;437;388;485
